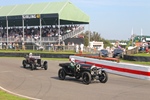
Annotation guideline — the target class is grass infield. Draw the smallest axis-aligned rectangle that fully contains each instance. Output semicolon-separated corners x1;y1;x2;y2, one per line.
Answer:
0;90;28;100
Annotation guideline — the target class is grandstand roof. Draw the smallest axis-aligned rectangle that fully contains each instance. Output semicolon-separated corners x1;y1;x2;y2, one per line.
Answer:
0;1;89;26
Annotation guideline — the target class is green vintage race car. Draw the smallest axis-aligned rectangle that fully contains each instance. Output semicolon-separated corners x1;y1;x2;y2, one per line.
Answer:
58;61;108;85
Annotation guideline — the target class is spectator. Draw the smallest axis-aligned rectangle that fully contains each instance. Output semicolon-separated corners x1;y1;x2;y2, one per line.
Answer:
12;42;15;49
3;42;7;50
8;42;12;49
48;43;51;51
0;42;2;49
75;44;79;53
22;42;25;50
80;43;84;53
15;42;19;51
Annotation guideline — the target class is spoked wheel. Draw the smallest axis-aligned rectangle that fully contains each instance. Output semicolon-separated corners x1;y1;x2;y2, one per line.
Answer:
82;72;91;85
44;63;48;70
58;68;66;80
22;60;26;68
99;71;108;83
31;64;35;70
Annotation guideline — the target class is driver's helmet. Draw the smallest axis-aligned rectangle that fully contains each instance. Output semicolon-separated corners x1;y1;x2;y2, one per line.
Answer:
70;58;75;63
29;53;32;56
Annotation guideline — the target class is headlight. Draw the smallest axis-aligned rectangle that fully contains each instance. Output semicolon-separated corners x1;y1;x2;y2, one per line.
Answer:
98;69;102;74
91;65;97;75
91;71;94;75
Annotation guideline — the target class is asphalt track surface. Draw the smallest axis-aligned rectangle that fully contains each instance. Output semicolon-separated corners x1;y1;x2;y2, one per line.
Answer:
0;58;150;100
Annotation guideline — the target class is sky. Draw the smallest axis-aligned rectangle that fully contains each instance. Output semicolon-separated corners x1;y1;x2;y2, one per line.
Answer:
0;0;150;40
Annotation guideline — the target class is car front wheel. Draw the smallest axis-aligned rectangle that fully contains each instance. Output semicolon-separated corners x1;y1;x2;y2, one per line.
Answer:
99;71;108;83
31;64;35;70
82;72;91;85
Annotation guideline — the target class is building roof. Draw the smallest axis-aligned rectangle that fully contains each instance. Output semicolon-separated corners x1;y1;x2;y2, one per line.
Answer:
0;1;90;26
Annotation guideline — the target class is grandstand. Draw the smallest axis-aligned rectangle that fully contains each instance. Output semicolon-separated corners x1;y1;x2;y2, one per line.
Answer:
0;1;89;50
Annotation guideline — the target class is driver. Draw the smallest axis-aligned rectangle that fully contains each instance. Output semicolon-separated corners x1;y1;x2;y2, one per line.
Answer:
25;53;32;63
29;53;33;57
28;52;34;61
69;58;76;73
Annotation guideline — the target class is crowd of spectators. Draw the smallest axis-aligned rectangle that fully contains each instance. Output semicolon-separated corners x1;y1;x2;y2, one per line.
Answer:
0;25;80;42
138;42;150;54
0;25;84;50
0;42;22;50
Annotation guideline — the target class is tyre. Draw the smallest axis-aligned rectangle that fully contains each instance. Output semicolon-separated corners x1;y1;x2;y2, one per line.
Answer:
99;71;108;83
44;63;48;70
82;72;91;85
31;64;35;70
22;60;26;68
58;68;66;80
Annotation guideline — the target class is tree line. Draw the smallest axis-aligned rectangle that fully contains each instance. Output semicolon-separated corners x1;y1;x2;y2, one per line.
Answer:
81;31;128;48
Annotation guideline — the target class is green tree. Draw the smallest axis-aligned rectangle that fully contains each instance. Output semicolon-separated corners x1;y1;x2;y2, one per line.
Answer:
81;31;113;47
84;35;89;47
80;31;90;47
101;38;112;48
90;31;101;41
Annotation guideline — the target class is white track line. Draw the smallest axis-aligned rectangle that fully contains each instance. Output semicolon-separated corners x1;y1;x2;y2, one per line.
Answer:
0;86;41;100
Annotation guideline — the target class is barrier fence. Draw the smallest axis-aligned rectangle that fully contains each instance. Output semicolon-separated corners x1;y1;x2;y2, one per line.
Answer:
0;44;98;53
70;55;150;80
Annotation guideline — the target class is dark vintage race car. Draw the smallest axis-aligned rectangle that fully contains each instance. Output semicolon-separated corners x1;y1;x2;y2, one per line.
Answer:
58;62;108;84
22;55;48;70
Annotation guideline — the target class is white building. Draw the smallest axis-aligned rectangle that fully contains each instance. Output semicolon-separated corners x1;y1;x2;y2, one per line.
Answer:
89;41;104;50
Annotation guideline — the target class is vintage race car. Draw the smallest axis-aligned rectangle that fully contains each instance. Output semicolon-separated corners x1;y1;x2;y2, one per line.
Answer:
22;55;48;70
58;62;108;84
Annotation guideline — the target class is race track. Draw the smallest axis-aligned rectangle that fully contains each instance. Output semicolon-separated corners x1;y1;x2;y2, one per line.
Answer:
0;58;150;100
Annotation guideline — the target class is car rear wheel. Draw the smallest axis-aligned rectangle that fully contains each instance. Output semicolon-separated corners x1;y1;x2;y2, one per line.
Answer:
82;72;91;85
58;68;66;80
99;71;108;83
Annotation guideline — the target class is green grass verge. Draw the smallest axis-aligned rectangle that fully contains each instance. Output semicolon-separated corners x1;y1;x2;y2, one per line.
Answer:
131;52;150;57
0;90;28;100
0;57;69;61
0;49;76;54
120;59;150;66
